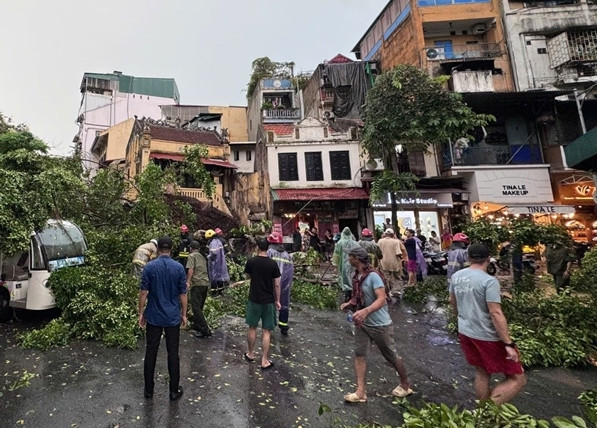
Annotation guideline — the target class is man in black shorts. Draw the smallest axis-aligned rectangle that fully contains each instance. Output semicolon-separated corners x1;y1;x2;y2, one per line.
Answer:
244;237;281;370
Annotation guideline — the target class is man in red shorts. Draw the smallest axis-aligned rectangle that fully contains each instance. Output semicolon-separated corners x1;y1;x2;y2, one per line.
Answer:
449;243;526;405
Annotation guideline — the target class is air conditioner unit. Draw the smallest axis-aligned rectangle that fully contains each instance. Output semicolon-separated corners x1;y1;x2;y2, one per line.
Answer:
323;110;335;121
425;47;445;60
365;158;384;171
472;23;487;34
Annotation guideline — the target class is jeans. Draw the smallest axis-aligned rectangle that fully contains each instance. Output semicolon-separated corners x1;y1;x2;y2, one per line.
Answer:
144;323;181;394
190;286;210;334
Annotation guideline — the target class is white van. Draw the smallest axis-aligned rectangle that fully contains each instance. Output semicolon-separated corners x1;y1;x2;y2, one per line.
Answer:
0;220;87;321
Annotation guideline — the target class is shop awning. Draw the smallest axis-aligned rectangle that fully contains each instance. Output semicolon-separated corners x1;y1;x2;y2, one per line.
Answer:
564;126;597;172
505;204;576;215
149;153;237;168
271;188;369;201
201;158;237;169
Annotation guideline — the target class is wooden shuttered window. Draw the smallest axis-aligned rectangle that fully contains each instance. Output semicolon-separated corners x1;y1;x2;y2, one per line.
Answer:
278;153;298;181
330;151;351;180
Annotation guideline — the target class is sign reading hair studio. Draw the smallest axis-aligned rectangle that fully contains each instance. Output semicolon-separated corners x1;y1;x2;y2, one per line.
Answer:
372;192;453;209
473;167;554;204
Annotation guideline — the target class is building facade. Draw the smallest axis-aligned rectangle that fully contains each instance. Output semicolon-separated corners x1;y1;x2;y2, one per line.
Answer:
75;71;179;170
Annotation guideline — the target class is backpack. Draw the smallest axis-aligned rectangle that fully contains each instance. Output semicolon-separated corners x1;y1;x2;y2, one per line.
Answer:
351;267;392;309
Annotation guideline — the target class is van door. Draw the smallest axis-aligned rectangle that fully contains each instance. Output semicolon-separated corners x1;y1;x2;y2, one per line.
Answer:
26;235;54;310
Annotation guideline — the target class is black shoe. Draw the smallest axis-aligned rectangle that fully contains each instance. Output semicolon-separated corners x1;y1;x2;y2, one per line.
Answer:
144;390;153;399
194;331;212;338
280;328;289;336
169;386;183;401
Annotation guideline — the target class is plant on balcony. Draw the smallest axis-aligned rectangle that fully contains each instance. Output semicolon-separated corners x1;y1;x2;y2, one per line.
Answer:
180;144;215;199
361;65;495;228
246;56;295;100
261;101;274;111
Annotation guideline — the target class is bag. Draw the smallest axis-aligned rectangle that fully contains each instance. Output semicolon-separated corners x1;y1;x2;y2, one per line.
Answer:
350;267;392;310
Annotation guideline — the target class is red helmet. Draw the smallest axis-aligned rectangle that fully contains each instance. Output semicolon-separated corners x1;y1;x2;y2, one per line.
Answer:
214;227;223;236
453;233;469;244
180;224;189;233
267;232;283;244
361;228;373;237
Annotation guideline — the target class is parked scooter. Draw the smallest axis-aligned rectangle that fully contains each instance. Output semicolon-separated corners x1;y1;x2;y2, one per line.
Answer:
422;250;448;275
486;244;536;276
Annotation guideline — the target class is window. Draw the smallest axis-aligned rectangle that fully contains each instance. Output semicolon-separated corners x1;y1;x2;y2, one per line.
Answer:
278;153;298;181
234;151;240;161
329;151;351;180
305;152;323;181
246;150;252;161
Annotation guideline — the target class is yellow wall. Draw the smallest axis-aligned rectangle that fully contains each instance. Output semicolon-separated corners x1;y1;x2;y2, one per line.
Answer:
208;106;248;142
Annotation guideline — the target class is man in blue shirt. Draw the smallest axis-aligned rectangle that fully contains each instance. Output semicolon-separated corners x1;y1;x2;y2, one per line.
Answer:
138;236;188;401
340;246;413;403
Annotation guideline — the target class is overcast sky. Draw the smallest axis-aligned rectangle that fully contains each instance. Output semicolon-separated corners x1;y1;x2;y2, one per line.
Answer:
0;0;385;155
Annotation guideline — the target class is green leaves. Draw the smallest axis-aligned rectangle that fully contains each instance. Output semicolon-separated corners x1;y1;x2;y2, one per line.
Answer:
362;64;494;157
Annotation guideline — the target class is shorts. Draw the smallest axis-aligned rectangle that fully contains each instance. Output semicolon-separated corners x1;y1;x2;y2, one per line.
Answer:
406;260;417;273
245;301;276;330
355;324;398;366
459;333;524;375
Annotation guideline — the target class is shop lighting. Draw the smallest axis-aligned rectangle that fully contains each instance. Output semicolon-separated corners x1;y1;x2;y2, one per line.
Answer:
488;214;494;219
483;203;488;210
514;214;520;218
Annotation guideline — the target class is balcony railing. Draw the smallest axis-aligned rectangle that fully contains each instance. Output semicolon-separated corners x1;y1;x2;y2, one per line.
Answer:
262;108;301;122
441;145;544;168
321;89;334;102
424;43;502;61
178;186;231;216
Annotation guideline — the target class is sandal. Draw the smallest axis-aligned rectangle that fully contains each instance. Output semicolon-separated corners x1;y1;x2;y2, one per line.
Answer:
344;392;367;403
260;361;274;370
391;385;413;398
244;353;255;363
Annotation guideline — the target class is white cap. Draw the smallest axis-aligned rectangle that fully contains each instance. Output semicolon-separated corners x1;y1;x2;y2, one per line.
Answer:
384;228;394;235
150;239;158;247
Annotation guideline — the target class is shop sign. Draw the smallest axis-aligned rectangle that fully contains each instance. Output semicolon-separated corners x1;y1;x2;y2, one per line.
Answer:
338;209;358;219
273;222;282;235
372;192;453;208
507;205;576;215
474;168;553;204
559;181;596;205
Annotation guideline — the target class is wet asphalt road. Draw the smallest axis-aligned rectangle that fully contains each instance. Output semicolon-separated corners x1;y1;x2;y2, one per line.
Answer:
1;298;596;428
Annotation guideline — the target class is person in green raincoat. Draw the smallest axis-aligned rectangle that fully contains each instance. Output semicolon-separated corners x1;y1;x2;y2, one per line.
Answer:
332;227;359;302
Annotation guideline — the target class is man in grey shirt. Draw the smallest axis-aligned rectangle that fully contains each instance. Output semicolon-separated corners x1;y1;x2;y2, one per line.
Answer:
449;243;526;405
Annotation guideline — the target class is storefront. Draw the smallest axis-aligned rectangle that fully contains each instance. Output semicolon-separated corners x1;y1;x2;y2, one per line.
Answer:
372;191;454;238
553;173;597;244
270;187;370;243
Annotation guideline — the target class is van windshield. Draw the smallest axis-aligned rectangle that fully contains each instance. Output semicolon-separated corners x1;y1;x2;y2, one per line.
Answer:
36;221;87;271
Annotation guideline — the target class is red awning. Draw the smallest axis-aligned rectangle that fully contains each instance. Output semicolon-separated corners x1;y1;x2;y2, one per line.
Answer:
201;158;238;169
272;188;369;201
149;153;237;169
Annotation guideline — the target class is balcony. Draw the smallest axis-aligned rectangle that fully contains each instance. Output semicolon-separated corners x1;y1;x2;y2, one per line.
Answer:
441;144;544;169
321;88;334;104
424;43;502;62
177;185;231;216
262;108;301;123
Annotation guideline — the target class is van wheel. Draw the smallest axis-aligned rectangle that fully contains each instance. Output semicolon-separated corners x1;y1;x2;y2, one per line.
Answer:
0;287;13;323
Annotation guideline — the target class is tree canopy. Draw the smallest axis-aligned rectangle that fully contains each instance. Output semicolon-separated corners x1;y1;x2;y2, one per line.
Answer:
362;64;494;157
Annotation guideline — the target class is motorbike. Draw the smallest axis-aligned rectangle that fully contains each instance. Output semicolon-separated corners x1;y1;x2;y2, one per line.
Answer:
486;245;536;276
422;250;448;275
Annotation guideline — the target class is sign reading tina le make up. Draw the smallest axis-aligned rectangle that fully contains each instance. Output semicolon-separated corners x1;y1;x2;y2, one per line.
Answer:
474;167;553;204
